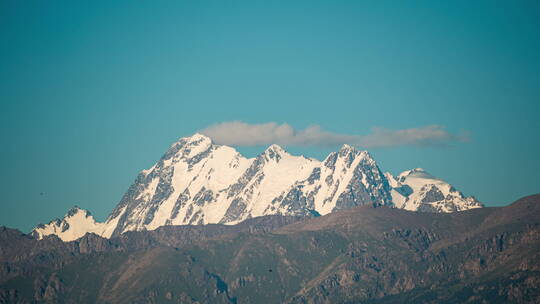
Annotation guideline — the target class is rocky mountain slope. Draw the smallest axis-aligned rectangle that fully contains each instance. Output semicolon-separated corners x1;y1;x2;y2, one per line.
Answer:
0;215;305;286
2;195;539;303
33;133;482;241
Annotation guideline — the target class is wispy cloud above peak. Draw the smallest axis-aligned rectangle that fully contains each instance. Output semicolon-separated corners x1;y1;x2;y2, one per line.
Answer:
199;121;469;149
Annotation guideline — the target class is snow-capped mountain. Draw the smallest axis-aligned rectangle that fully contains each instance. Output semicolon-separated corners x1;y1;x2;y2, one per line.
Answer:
32;133;483;241
385;168;483;212
31;207;114;242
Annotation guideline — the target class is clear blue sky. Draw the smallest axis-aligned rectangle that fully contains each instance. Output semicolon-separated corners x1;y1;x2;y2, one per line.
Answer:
1;0;539;232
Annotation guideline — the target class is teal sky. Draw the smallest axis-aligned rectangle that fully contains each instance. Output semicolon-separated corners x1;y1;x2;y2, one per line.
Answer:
1;1;539;232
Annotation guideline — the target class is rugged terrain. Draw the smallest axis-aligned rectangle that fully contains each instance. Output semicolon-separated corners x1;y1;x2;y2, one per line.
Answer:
1;195;538;303
33;134;482;241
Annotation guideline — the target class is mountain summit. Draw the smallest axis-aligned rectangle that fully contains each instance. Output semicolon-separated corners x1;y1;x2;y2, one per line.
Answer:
32;134;483;241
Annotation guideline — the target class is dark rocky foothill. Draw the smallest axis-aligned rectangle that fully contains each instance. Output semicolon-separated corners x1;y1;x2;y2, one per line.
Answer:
1;195;539;303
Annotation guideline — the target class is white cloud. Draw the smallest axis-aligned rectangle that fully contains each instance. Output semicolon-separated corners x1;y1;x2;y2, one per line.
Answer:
358;125;470;148
199;121;469;148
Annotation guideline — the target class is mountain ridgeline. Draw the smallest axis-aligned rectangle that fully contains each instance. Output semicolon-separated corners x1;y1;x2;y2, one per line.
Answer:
1;195;539;303
33;133;482;242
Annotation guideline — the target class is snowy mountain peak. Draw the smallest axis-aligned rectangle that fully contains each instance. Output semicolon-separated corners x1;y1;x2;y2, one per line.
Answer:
171;133;213;151
337;144;361;156
337;144;371;158
65;206;89;217
32;206;106;242
261;144;289;162
33;133;484;241
339;143;355;151
389;169;483;212
398;168;437;182
399;167;426;175
265;143;286;154
159;133;217;164
183;132;212;143
335;145;375;169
